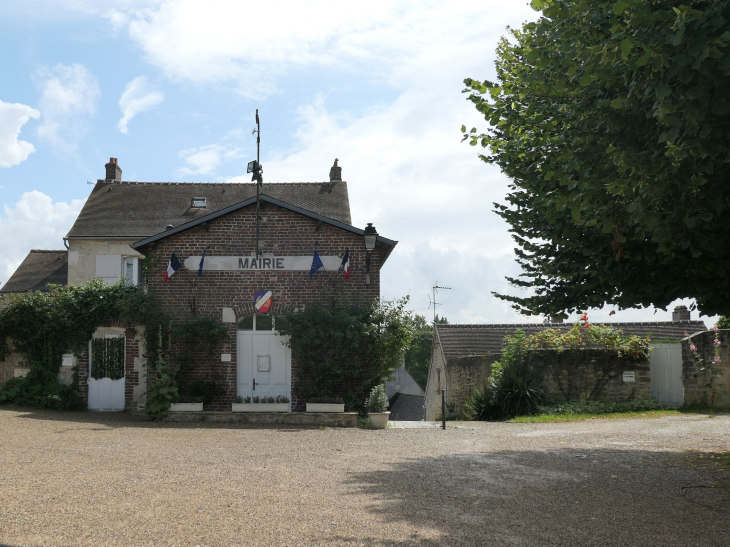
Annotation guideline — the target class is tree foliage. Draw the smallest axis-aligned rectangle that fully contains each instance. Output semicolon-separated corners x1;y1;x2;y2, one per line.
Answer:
463;0;730;317
276;298;414;412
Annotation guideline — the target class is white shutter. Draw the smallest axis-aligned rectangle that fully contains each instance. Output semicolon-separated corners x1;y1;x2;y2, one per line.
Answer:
95;255;122;284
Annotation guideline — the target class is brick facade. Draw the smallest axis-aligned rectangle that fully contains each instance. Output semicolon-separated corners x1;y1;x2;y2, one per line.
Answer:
140;202;384;411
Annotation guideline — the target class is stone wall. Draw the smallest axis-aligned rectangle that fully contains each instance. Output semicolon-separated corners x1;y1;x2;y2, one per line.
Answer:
682;329;730;408
527;351;650;402
446;355;496;417
141;202;383;411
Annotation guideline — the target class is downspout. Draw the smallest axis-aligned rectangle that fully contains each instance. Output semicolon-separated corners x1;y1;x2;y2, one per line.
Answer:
63;238;69;250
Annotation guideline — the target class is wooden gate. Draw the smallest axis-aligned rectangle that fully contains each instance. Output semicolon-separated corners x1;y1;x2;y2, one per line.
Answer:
650;344;683;407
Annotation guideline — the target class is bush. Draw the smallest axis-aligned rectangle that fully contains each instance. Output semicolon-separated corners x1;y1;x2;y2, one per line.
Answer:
465;383;498;421
365;384;388;413
490;363;546;417
183;380;218;404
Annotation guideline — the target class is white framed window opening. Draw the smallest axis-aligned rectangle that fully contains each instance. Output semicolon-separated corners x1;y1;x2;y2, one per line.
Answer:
122;257;145;286
237;314;276;332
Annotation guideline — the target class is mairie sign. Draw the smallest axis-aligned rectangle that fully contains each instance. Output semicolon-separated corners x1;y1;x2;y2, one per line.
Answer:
183;255;342;272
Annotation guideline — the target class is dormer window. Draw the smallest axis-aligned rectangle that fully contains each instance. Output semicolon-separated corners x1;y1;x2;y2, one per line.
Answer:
191;197;206;208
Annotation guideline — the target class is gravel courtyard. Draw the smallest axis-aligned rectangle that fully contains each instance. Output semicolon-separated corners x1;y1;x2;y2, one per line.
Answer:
0;409;728;547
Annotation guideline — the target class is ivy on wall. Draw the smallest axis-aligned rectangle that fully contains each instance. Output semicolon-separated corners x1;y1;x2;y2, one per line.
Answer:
0;280;155;410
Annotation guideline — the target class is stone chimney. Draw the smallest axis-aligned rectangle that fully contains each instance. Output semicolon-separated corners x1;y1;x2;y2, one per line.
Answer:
329;158;342;183
672;305;691;322
105;157;122;181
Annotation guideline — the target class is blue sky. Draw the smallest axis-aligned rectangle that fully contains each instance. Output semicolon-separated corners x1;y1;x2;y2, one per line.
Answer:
0;0;709;326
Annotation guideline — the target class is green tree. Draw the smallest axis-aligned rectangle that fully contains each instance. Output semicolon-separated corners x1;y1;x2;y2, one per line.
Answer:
463;0;730;317
404;314;434;389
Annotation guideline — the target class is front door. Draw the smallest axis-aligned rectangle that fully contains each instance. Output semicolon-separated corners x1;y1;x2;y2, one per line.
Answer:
88;335;126;411
237;331;291;402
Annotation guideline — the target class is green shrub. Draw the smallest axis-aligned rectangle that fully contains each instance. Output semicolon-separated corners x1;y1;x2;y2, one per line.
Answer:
465;383;498;421
183;380;218;404
490;363;546;417
365;384;389;413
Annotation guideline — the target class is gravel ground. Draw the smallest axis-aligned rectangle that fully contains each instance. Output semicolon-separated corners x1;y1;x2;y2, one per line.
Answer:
0;408;729;547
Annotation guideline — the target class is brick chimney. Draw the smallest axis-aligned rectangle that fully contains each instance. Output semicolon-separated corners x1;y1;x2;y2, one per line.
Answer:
329;158;342;183
105;158;122;181
672;305;691;322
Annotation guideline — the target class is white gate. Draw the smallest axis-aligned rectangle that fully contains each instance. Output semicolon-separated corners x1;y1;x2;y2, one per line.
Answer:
88;334;126;411
650;344;683;407
236;331;291;402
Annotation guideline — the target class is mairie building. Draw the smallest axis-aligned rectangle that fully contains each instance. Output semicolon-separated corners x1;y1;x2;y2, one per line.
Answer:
1;158;396;412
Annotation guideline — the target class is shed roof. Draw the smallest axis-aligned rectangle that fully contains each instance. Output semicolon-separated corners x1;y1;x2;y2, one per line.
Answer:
436;321;708;360
388;393;425;421
0;250;68;294
66;180;352;239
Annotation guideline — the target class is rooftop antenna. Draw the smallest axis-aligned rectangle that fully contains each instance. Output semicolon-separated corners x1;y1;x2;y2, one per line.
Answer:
247;109;263;257
428;281;451;326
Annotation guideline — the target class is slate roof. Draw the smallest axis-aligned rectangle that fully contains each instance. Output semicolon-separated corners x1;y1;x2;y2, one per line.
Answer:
388;393;425;421
66;180;352;239
0;250;68;294
436;320;708;360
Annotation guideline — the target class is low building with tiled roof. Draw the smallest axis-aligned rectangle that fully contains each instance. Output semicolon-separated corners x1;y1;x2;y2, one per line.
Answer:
0;250;68;295
424;307;708;420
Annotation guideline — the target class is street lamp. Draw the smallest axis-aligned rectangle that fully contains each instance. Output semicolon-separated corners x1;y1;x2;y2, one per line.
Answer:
363;223;378;284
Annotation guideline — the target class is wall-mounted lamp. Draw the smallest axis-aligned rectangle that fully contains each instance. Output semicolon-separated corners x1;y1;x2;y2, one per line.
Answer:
363;223;378;285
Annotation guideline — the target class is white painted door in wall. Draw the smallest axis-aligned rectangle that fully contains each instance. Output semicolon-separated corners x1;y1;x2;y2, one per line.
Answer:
650;344;684;407
236;331;291;403
87;335;126;411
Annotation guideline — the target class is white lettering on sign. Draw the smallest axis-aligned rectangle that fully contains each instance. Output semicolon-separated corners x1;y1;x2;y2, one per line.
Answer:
183;256;342;271
623;371;636;382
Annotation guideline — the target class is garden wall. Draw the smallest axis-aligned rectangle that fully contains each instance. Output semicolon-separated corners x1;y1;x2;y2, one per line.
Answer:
682;329;730;408
526;351;650;402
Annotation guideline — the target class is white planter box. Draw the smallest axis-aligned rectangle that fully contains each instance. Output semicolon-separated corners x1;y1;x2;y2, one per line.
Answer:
306;403;345;413
368;412;390;429
232;403;289;413
170;402;204;412
13;367;30;378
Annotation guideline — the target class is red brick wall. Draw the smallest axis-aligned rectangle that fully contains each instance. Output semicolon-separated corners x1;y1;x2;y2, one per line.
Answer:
141;203;385;411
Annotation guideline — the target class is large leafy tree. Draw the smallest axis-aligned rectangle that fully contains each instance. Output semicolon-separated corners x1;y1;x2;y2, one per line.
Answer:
464;0;730;317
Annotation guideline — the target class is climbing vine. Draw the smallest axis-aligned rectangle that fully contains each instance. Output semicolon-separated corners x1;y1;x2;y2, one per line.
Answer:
0;280;156;410
90;338;126;380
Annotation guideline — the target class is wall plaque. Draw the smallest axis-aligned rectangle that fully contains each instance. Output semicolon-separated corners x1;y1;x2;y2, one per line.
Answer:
623;371;636;382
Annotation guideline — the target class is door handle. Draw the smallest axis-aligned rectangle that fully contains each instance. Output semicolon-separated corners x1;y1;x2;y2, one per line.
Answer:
253;378;256;390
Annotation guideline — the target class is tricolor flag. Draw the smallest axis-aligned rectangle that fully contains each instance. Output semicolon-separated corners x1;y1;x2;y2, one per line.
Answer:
164;252;181;283
197;249;206;277
309;250;324;278
340;249;350;280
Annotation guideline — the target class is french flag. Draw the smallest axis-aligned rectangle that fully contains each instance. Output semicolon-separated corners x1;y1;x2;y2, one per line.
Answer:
340;249;350;280
164;252;181;283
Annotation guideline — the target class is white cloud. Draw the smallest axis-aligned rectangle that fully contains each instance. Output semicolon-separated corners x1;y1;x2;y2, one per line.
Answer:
109;1;535;98
177;143;244;176
0;100;40;168
117;76;164;134
0;191;85;285
35;63;100;152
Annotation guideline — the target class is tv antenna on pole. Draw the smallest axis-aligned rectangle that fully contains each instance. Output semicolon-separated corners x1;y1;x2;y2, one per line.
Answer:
428;281;451;325
247;109;264;258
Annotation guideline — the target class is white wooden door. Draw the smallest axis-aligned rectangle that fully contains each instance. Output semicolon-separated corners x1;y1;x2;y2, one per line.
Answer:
650;344;683;407
88;335;126;411
237;331;291;403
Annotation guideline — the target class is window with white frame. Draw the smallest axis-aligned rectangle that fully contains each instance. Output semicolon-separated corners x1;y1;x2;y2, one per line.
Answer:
122;257;145;286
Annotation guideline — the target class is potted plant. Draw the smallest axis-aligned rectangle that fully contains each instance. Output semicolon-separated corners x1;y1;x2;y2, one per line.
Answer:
365;384;390;428
170;394;204;412
306;396;345;413
232;395;290;412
